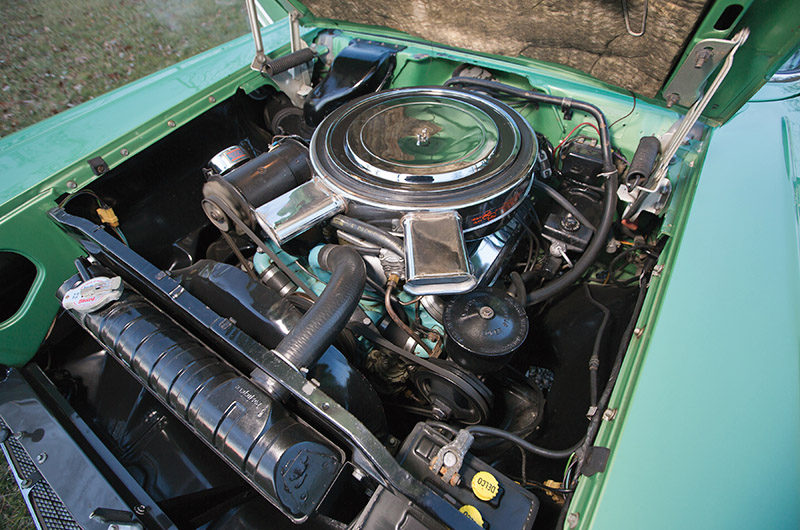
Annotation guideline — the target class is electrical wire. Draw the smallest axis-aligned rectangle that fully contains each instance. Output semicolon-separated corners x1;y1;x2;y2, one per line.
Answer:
608;90;637;130
571;277;649;483
524;480;574;495
465;425;584;460
583;284;611;407
385;281;433;356
553;122;602;159
425;421;582;461
58;189;130;246
608;244;660;286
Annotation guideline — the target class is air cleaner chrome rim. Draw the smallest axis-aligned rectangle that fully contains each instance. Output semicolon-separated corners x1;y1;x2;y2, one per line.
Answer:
309;87;537;219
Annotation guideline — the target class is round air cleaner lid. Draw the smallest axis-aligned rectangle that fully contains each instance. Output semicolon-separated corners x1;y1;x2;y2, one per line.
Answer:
443;288;528;373
310;87;536;217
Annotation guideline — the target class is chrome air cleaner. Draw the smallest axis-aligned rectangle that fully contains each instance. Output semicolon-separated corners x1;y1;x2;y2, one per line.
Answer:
310;86;537;238
255;86;537;294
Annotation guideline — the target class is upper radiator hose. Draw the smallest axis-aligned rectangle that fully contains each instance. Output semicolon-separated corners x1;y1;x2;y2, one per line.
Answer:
274;245;366;369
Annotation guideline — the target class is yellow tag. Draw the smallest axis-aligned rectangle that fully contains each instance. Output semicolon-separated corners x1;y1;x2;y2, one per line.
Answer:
471;471;499;501
459;504;484;526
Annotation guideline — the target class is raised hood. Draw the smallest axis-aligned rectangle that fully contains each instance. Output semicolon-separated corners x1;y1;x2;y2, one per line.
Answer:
265;0;800;125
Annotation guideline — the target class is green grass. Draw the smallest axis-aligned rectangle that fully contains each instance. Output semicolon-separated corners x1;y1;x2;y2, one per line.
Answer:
1;464;32;530
0;1;250;525
0;0;250;138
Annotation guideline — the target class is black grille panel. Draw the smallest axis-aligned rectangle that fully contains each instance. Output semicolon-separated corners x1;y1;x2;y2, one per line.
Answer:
1;418;81;530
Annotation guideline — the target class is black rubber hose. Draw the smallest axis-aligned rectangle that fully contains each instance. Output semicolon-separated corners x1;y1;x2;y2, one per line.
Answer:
262;48;316;76
625;136;661;190
444;77;615;171
346;201;402;221
509;271;527;304
331;215;405;257
273;245;366;369
442;77;619;307
533;180;597;232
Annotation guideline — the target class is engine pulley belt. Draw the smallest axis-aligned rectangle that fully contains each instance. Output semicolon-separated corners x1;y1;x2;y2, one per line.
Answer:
48;207;476;530
349;321;491;418
203;197;318;301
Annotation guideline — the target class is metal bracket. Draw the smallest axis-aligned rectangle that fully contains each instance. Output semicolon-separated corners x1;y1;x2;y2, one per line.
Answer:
429;429;474;486
90;508;143;530
663;38;736;109
245;2;312;107
622;28;750;221
88;156;109;176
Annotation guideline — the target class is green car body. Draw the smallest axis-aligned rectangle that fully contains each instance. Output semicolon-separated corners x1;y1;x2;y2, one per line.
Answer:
1;1;798;528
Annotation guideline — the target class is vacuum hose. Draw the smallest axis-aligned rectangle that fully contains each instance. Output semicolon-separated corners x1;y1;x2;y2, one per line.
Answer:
444;77;618;306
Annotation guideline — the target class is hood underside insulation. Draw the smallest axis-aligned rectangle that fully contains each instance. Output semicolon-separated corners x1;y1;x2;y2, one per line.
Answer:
302;0;710;98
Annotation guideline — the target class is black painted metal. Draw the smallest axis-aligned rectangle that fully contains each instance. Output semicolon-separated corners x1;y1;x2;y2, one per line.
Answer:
58;285;343;521
0;367;176;530
303;40;398;127
48;208;478;530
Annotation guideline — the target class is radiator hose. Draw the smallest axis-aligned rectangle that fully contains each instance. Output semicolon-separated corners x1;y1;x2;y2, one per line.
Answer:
274;245;366;369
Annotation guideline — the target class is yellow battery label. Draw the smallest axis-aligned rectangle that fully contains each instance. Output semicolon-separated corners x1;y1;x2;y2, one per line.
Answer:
459;504;484;526
471;471;499;501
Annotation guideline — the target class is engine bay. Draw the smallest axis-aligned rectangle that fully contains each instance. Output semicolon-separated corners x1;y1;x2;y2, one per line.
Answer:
35;32;705;530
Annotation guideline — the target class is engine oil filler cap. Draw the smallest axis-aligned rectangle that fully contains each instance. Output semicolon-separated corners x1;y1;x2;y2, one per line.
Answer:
472;471;500;501
443;288;528;373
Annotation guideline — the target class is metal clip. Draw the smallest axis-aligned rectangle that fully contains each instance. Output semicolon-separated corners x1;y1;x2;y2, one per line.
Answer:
622;0;648;37
429;429;474;486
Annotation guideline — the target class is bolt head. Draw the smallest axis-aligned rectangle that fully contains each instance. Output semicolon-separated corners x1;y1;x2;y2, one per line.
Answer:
561;214;581;232
442;451;458;467
208;96;216;103
134;504;147;515
431;407;447;421
36;452;47;464
209;208;224;222
478;306;495;319
120;148;129;156
567;512;580;528
167;120;176;127
66;180;77;189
